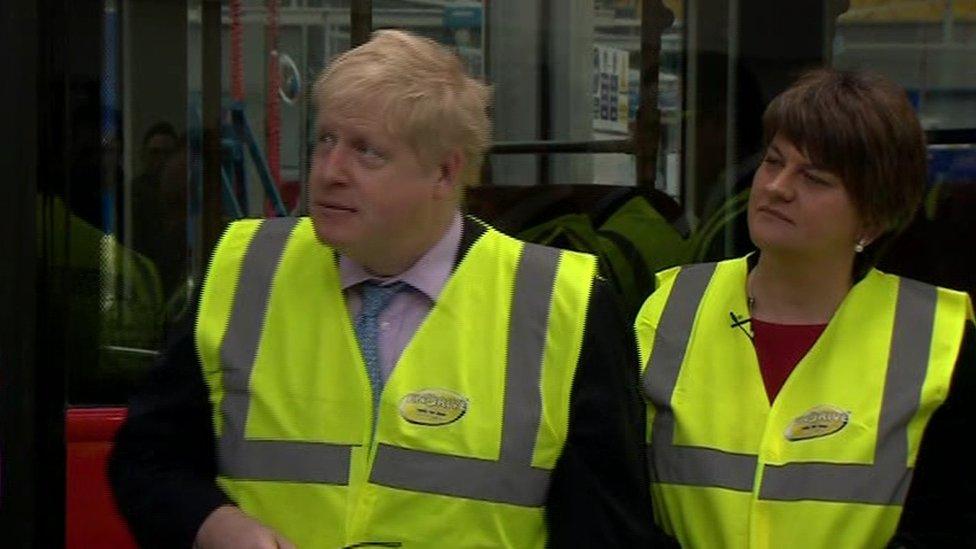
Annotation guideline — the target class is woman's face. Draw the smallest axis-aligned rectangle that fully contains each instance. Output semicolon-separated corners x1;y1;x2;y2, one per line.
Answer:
748;134;866;260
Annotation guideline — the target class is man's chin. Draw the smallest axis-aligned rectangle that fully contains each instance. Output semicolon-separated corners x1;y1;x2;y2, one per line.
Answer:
311;217;355;249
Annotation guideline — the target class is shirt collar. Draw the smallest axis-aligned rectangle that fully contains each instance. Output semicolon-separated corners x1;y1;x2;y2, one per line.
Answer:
339;211;463;303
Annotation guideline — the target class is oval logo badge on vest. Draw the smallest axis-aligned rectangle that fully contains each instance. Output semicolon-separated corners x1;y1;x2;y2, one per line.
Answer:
784;405;850;441
399;389;468;426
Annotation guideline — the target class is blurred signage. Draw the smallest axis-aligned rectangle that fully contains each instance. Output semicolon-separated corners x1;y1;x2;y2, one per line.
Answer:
842;0;976;23
929;146;976;185
444;4;483;29
593;44;630;134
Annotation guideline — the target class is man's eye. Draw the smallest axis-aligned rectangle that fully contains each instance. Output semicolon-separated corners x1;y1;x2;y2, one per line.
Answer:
317;133;337;147
357;144;386;163
762;155;782;166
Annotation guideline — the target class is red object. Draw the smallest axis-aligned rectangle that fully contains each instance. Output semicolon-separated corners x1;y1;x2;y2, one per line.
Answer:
230;0;244;102
264;179;301;217
751;319;827;402
266;0;281;189
66;407;137;549
278;179;301;212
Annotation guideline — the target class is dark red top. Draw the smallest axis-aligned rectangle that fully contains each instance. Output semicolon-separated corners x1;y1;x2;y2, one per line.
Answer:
751;318;828;402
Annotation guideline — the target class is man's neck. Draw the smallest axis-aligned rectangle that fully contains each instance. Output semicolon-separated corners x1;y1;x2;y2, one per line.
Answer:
749;251;855;325
352;209;459;277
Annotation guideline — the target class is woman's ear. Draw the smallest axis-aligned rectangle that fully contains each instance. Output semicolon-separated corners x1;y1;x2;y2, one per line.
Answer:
857;222;886;248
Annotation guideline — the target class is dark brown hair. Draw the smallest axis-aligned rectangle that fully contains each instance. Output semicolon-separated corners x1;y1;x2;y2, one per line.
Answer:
762;68;927;233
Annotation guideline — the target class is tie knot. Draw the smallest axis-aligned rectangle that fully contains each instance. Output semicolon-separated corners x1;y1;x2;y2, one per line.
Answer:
359;280;406;318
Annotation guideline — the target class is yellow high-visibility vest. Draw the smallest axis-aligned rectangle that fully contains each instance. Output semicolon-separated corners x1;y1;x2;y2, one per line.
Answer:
635;256;972;549
197;217;596;548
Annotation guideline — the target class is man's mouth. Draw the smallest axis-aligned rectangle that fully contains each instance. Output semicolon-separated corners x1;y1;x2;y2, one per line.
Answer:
316;200;357;213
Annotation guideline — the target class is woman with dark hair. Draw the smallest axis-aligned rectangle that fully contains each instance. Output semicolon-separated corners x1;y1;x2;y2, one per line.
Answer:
636;69;975;548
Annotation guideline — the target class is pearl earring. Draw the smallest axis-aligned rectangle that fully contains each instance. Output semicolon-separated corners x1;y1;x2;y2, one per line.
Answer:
855;240;866;253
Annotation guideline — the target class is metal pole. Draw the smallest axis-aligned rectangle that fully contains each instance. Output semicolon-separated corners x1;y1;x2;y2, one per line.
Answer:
351;0;372;48
491;138;633;154
724;0;739;258
636;1;675;191
943;0;954;44
539;0;552;185
0;0;42;542
481;0;492;185
300;21;309;215
201;0;224;257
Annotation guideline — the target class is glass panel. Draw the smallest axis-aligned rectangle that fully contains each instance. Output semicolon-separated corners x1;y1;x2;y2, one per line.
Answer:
831;1;976;295
56;0;189;405
684;0;976;302
188;0;353;224
830;1;976;297
65;0;358;405
593;1;684;195
833;1;976;131
57;0;973;406
462;0;690;317
375;1;484;76
476;0;681;189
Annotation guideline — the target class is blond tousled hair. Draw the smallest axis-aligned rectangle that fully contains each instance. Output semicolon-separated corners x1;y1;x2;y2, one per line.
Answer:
313;30;492;187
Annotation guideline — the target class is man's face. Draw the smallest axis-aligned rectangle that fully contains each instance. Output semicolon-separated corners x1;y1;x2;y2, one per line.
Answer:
144;133;177;175
308;104;444;263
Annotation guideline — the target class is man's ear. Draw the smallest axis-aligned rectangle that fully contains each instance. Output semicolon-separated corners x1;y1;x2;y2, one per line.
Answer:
433;148;465;199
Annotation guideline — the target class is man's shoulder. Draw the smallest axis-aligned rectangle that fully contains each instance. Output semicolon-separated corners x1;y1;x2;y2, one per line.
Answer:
465;215;597;261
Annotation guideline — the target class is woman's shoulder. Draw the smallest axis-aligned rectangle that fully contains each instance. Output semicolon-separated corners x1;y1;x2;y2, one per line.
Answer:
637;256;749;327
868;268;973;312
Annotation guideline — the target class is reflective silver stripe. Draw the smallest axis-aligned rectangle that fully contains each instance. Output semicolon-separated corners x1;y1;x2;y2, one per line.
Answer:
219;438;353;484
218;217;353;484
642;263;717;404
758;461;913;505
643;263;757;490
369;241;561;507
370;444;552;507
760;278;936;504
645;265;939;504
647;445;757;492
501;242;559;466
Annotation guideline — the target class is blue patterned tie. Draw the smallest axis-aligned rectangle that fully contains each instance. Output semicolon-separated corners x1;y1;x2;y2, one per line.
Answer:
355;281;406;419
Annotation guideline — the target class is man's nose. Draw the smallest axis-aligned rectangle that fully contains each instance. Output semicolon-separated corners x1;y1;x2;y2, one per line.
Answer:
316;142;351;183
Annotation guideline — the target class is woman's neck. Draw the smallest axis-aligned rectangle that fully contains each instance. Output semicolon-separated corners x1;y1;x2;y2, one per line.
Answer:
749;251;855;324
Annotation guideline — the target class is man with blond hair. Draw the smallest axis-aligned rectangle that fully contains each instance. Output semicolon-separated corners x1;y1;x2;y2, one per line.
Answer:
110;30;667;548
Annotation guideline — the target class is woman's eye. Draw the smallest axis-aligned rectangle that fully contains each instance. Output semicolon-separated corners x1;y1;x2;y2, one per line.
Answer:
804;171;831;186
